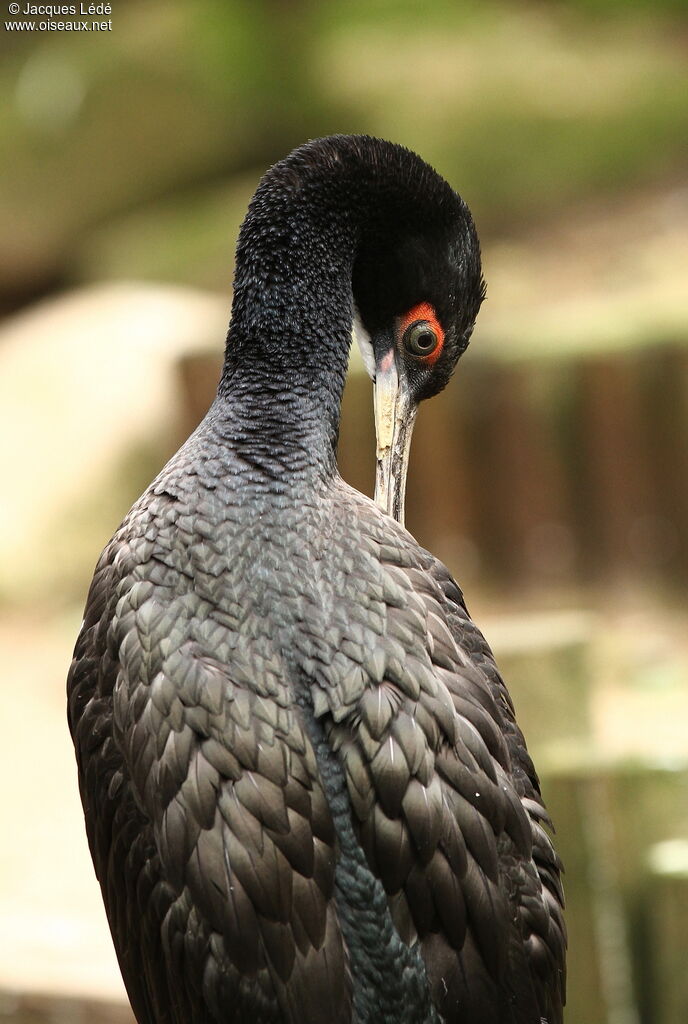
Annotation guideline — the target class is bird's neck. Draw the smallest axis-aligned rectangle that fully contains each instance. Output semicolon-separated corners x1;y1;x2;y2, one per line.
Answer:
208;380;342;487
216;143;373;477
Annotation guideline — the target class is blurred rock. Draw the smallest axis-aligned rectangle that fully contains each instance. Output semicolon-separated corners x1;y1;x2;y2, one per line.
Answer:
0;283;228;605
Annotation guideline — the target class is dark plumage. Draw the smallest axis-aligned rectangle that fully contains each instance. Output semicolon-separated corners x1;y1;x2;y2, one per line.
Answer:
67;135;565;1024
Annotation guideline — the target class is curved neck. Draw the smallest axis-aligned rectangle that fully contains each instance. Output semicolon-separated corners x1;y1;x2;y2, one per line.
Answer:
215;136;461;481
219;188;356;469
216;138;394;474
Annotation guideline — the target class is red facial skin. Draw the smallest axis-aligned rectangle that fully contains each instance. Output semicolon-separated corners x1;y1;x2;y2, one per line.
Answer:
396;302;445;366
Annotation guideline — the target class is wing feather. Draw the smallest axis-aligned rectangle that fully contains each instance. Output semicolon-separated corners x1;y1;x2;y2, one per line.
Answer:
319;497;565;1023
68;506;353;1024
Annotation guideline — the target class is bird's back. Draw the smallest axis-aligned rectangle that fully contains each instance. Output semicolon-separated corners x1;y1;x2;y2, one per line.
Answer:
68;416;564;1024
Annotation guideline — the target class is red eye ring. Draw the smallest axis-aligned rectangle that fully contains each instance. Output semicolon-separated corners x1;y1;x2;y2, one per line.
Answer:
397;302;445;365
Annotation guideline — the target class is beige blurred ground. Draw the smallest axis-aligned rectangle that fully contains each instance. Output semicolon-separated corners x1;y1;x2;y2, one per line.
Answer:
0;609;125;1001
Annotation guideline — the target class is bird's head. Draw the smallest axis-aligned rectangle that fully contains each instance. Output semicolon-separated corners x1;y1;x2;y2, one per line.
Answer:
350;149;485;524
222;135;483;505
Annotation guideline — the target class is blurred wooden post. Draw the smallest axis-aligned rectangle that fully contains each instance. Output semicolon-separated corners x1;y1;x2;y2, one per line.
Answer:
603;764;688;1024
643;840;688;1024
457;358;576;585
638;347;688;583
176;350;223;437
405;386;474;571
534;761;688;1024
542;768;640;1024
576;355;654;581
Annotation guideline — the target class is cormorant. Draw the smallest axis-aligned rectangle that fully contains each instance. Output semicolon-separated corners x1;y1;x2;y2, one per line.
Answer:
68;135;565;1024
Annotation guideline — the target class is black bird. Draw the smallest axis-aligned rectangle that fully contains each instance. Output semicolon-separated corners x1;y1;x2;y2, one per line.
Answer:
68;135;565;1024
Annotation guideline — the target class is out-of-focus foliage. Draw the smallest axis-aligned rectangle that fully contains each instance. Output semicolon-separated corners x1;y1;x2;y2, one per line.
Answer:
1;0;686;301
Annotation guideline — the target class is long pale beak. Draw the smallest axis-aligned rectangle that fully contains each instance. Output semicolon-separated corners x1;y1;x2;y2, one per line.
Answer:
373;349;418;527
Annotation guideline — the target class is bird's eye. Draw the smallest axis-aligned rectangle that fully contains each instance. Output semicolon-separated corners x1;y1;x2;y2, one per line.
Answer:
397;302;445;365
403;321;439;357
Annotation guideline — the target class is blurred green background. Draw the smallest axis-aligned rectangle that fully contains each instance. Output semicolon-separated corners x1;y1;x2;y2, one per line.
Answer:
1;1;687;1022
